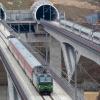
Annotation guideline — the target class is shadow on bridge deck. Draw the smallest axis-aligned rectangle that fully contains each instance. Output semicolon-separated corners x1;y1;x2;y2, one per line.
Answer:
0;60;8;100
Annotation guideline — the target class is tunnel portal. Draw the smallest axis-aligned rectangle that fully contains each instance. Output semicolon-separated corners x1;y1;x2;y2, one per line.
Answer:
36;5;58;21
0;8;5;20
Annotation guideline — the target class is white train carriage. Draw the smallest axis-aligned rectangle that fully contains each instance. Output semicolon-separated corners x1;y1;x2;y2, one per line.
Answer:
0;23;14;38
60;20;74;29
60;20;100;44
60;20;73;27
60;20;78;34
60;20;92;37
9;38;42;80
92;32;100;44
79;26;92;39
0;31;9;45
60;20;81;35
50;21;60;27
0;23;10;38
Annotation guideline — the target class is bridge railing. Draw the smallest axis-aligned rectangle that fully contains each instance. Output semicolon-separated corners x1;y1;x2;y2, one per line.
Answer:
6;10;33;21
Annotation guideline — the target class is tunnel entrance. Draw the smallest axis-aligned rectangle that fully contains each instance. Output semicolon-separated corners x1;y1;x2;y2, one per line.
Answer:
0;8;5;20
36;5;58;21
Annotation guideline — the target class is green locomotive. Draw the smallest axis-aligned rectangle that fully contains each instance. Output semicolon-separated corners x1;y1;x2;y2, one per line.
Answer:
8;38;53;94
33;66;53;94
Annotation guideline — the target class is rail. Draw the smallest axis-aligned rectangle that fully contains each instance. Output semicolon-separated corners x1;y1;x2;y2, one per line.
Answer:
0;21;72;100
40;20;100;54
0;48;28;100
6;10;33;21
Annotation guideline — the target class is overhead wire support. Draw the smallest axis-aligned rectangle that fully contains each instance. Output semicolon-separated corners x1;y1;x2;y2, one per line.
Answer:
74;50;78;100
50;5;51;21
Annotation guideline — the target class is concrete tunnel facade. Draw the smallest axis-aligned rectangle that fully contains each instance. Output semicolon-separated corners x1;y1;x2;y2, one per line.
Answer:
0;3;6;20
31;0;59;21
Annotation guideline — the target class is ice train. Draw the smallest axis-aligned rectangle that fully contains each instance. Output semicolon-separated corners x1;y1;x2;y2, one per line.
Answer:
60;20;100;44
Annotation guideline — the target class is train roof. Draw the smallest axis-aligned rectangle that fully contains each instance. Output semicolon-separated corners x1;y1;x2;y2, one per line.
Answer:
61;20;92;33
61;20;74;26
0;22;13;38
93;31;100;37
10;38;42;68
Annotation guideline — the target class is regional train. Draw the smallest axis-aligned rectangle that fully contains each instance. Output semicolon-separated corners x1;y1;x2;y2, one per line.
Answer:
59;20;100;44
0;23;53;94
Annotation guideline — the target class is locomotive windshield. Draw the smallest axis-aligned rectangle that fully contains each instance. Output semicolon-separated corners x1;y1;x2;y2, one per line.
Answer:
39;74;52;83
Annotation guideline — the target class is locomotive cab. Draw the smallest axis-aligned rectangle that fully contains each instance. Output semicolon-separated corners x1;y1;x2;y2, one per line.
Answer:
37;74;53;94
33;66;53;94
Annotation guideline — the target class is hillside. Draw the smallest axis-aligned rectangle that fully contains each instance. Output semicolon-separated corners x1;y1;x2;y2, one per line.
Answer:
54;0;100;24
0;0;99;10
0;0;99;25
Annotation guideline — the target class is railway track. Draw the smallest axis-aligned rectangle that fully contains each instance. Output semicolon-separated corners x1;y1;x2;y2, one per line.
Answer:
0;27;72;100
43;95;54;100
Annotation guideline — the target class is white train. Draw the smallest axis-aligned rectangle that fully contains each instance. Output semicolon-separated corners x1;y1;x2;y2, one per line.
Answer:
60;20;100;44
0;24;53;94
0;23;12;38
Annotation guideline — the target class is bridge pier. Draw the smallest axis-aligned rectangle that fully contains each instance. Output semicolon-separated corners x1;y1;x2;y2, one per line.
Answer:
7;73;15;100
49;37;62;77
7;72;21;100
34;23;39;33
61;43;80;82
13;86;21;100
49;37;81;81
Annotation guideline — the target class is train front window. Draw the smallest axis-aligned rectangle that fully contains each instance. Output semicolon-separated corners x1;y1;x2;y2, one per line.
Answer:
39;75;52;83
39;76;45;82
45;75;52;82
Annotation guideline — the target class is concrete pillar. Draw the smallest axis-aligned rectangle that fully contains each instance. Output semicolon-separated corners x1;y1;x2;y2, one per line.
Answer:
18;24;20;34
61;43;80;82
49;37;62;77
17;93;21;100
34;23;39;33
7;73;15;100
13;86;21;100
29;23;31;33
